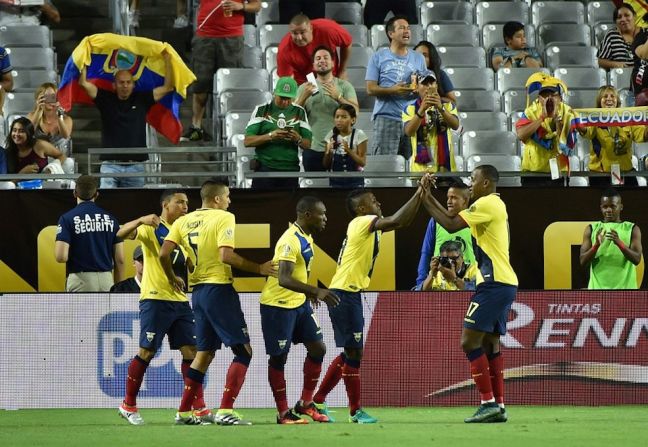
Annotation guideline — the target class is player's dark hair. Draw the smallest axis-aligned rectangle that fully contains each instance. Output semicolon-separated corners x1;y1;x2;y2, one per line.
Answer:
385;15;410;43
613;3;635;21
200;177;228;201
75;175;98;201
601;187;621;199
346;189;369;217
311;45;334;62
503;21;525;43
440;240;462;254
160;189;185;205
289;13;310;26
448;178;469;190
296;196;323;214
476;164;500;183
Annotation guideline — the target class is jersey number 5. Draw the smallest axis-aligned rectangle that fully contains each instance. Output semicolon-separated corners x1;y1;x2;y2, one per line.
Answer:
188;232;199;266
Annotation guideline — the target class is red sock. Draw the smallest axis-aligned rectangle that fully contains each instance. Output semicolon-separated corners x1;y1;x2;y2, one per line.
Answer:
268;365;289;414
219;360;249;410
314;354;344;404
342;362;361;415
300;355;323;404
467;349;494;402
179;368;204;412
488;353;504;405
181;359;206;410
124;356;148;407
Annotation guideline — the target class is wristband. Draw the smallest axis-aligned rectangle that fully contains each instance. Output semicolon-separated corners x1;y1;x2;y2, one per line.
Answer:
337;93;342;101
416;111;424;119
616;240;627;250
592;242;600;253
269;131;273;140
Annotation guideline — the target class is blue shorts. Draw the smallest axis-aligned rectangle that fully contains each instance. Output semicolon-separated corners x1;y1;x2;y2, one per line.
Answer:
328;289;364;349
463;282;517;335
192;284;250;351
138;299;196;351
260;301;323;356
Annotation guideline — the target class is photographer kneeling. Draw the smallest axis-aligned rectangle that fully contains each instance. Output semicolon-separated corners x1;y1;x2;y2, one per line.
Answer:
421;240;477;291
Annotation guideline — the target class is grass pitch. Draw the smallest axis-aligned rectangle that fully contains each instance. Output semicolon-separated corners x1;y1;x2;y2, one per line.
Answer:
1;406;646;447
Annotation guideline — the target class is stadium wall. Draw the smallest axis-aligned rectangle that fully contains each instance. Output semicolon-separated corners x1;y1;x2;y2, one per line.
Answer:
1;291;646;409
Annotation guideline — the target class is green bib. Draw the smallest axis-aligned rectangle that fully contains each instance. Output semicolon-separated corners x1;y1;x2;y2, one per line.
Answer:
434;225;475;265
588;221;637;289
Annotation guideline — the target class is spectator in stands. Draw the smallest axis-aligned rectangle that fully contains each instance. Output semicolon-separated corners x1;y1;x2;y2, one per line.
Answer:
363;0;417;30
403;70;459;173
580;188;642;290
414;180;474;291
244;77;312;189
128;0;189;29
110;245;143;293
576;85;646;187
27;83;74;157
78;50;174;188
598;3;638;70
366;15;426;155
491;21;542;72
5;117;67;175
515;73;576;187
420;240;477;291
630;14;648;102
0;0;60;26
323;103;367;188
0;46;14;120
181;0;262;142
278;0;324;24
613;0;648;29
414;41;456;103
277;13;353;85
295;46;359;171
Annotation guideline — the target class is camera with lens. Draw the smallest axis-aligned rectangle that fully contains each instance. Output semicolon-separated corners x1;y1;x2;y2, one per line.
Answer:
438;256;453;268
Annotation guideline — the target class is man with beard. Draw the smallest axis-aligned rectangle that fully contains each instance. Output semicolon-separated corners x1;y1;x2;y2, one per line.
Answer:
295;46;359;171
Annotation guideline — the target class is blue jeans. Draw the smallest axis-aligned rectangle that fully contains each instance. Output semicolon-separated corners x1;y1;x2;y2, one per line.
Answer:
100;162;146;188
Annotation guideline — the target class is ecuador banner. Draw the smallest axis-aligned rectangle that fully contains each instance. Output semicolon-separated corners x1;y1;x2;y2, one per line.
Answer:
58;33;196;144
571;107;648;129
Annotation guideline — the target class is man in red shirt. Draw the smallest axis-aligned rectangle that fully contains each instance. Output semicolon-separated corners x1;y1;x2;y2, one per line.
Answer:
277;14;353;85
181;0;261;142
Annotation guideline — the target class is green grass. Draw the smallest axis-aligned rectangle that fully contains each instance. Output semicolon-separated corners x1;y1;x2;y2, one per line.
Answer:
1;406;646;447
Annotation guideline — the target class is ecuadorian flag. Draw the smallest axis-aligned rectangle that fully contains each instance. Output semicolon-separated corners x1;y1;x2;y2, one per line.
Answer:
59;33;196;144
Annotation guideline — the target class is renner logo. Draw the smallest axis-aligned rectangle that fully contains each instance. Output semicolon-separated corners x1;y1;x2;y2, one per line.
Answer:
97;312;193;398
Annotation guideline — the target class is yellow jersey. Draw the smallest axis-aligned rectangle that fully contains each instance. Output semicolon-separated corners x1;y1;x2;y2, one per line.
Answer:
166;208;235;286
330;215;381;292
458;194;518;286
137;220;187;302
260;224;314;309
581;125;644;172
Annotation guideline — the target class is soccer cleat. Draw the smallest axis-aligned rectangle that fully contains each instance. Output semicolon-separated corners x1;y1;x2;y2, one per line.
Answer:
193;408;216;425
294;400;331;423
464;402;501;423
174;411;202;425
118;403;144;426
314;402;335;422
173;15;189;28
180;126;211;142
215;409;253;426
349;408;378;424
276;409;309;425
486;408;508;423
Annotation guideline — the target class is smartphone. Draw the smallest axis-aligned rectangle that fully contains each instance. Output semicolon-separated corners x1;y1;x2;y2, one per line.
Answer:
44;93;57;104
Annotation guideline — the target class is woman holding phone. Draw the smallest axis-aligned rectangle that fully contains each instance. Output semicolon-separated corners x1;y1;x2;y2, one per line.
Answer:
27;82;74;156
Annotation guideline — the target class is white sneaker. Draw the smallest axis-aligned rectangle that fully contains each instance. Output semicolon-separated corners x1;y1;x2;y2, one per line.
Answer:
127;8;140;28
173;15;189;28
194;408;216;425
174;412;202;425
118;403;144;426
215;409;253;426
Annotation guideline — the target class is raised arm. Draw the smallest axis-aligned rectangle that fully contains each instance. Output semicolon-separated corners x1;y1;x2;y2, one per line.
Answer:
152;50;174;102
79;66;98;99
116;214;160;239
373;186;423;232
421;189;468;233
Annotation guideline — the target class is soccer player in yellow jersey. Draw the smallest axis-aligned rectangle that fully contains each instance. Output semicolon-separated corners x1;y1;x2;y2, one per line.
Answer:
313;186;424;424
160;178;277;426
113;189;197;426
421;165;518;423
259;196;340;425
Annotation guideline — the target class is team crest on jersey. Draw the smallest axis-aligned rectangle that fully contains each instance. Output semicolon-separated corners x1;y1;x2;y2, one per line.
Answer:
146;331;156;342
225;228;234;238
353;332;362;342
282;244;292;256
278;340;287;349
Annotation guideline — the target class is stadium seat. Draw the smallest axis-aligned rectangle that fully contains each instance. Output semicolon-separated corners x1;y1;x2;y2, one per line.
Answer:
242;45;263;69
364;155;411;187
370;24;424;50
2;92;34;117
214;68;270;95
345;67;369;90
299;178;330;188
544;46;598;70
574;136;590;160
445;67;495;90
609;68;632;91
461;130;518;158
420;1;474;27
426;24;480;47
634;142;648;160
619;89;634;107
224;112;253;141
342;24;369;47
10;69;57;92
325;2;362;24
347;47;374;69
553;67;607;90
531;1;585;25
466;154;522;186
496;67;551;94
217;91;273;118
264;46;278;72
538;24;592;50
258;24;290;51
256;0;280;26
503;90;528;114
243;24;257;47
587;1;616;27
0;25;51;47
439;46;486;68
454;90;501;112
476;2;529;28
458;111;508;132
4;47;55;70
482;24;537;53
593;23;615;46
580;155;646;186
454;154;465;172
230;134;254;157
563;89;599;108
355;89;376;110
356;111;373;135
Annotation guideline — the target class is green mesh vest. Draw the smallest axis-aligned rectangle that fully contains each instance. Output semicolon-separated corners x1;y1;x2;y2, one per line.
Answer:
434;225;475;265
588;221;637;289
